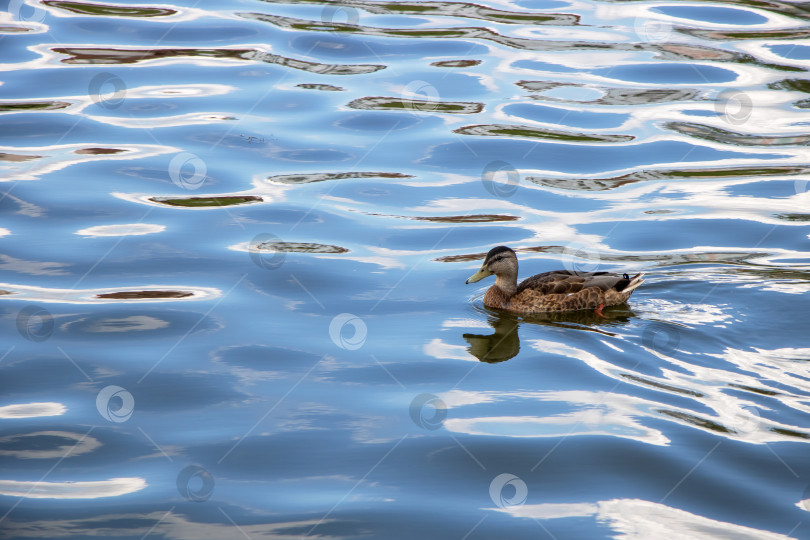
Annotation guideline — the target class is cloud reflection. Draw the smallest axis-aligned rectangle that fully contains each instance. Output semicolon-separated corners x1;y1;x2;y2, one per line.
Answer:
0;477;145;499
0;402;65;419
1;511;339;537
497;497;792;539
0;283;221;304
0;431;100;459
75;224;166;237
442;389;669;445
433;317;810;446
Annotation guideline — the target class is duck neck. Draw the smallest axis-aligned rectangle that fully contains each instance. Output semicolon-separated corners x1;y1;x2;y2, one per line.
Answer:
493;273;517;297
483;274;517;310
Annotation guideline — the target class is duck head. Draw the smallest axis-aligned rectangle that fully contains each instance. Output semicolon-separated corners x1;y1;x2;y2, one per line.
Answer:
465;246;518;284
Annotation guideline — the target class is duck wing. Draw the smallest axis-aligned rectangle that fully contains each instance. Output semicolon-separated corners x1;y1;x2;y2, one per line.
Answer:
579;272;639;292
517;271;643;295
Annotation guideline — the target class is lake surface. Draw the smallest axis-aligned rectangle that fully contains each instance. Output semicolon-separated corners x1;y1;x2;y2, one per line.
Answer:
2;0;810;537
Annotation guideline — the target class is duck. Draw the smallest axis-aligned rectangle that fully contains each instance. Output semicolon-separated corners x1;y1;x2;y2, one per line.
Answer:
465;246;644;314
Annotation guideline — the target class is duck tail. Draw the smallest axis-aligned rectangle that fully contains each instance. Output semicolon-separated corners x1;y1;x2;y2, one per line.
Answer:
622;273;645;294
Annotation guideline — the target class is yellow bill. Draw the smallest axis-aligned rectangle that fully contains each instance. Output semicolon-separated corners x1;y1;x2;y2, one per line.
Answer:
466;266;493;284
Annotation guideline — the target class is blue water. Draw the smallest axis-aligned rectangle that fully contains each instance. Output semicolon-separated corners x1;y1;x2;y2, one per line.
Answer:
2;0;810;538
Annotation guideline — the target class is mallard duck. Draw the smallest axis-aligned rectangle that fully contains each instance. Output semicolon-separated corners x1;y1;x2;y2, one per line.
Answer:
466;246;644;314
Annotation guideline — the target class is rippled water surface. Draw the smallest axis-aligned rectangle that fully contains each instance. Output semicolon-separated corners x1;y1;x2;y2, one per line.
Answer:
2;0;810;537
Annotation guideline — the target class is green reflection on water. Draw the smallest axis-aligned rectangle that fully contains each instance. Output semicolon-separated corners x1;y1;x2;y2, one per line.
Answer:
150;196;262;207
44;0;176;17
455;124;634;142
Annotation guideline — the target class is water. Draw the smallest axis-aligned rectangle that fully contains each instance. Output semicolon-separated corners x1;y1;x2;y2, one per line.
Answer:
2;0;810;537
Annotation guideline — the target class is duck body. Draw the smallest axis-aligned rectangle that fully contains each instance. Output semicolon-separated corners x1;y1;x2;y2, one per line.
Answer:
466;246;644;313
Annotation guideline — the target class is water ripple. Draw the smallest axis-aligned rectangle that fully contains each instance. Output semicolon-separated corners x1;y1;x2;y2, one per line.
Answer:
50;46;386;74
43;0;177;17
0;284;221;303
4;0;810;536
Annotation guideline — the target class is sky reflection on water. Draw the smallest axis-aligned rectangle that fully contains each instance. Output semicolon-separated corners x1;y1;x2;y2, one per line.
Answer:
2;0;810;537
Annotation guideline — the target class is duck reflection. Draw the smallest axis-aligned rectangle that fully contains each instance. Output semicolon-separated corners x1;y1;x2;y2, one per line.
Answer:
463;315;520;363
463;307;637;363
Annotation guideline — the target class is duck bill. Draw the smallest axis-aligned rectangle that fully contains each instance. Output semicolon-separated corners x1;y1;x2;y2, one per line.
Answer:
466;267;492;284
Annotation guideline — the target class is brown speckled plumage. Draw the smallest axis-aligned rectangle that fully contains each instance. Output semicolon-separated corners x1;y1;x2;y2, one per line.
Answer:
466;246;644;314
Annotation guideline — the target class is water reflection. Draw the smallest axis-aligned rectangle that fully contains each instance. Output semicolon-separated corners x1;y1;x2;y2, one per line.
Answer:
259;0;581;26
0;284;220;303
442;388;669;444
454;123;634;142
50;46;385;74
0;403;65;419
526;164;810;192
667;121;810;146
42;0;177;17
1;511;343;538
0;143;167;182
5;0;810;536
0;477;146;499
239;10;748;66
75;224;166;237
499;498;793;538
463;308;637;362
0;430;99;459
463;315;520;363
